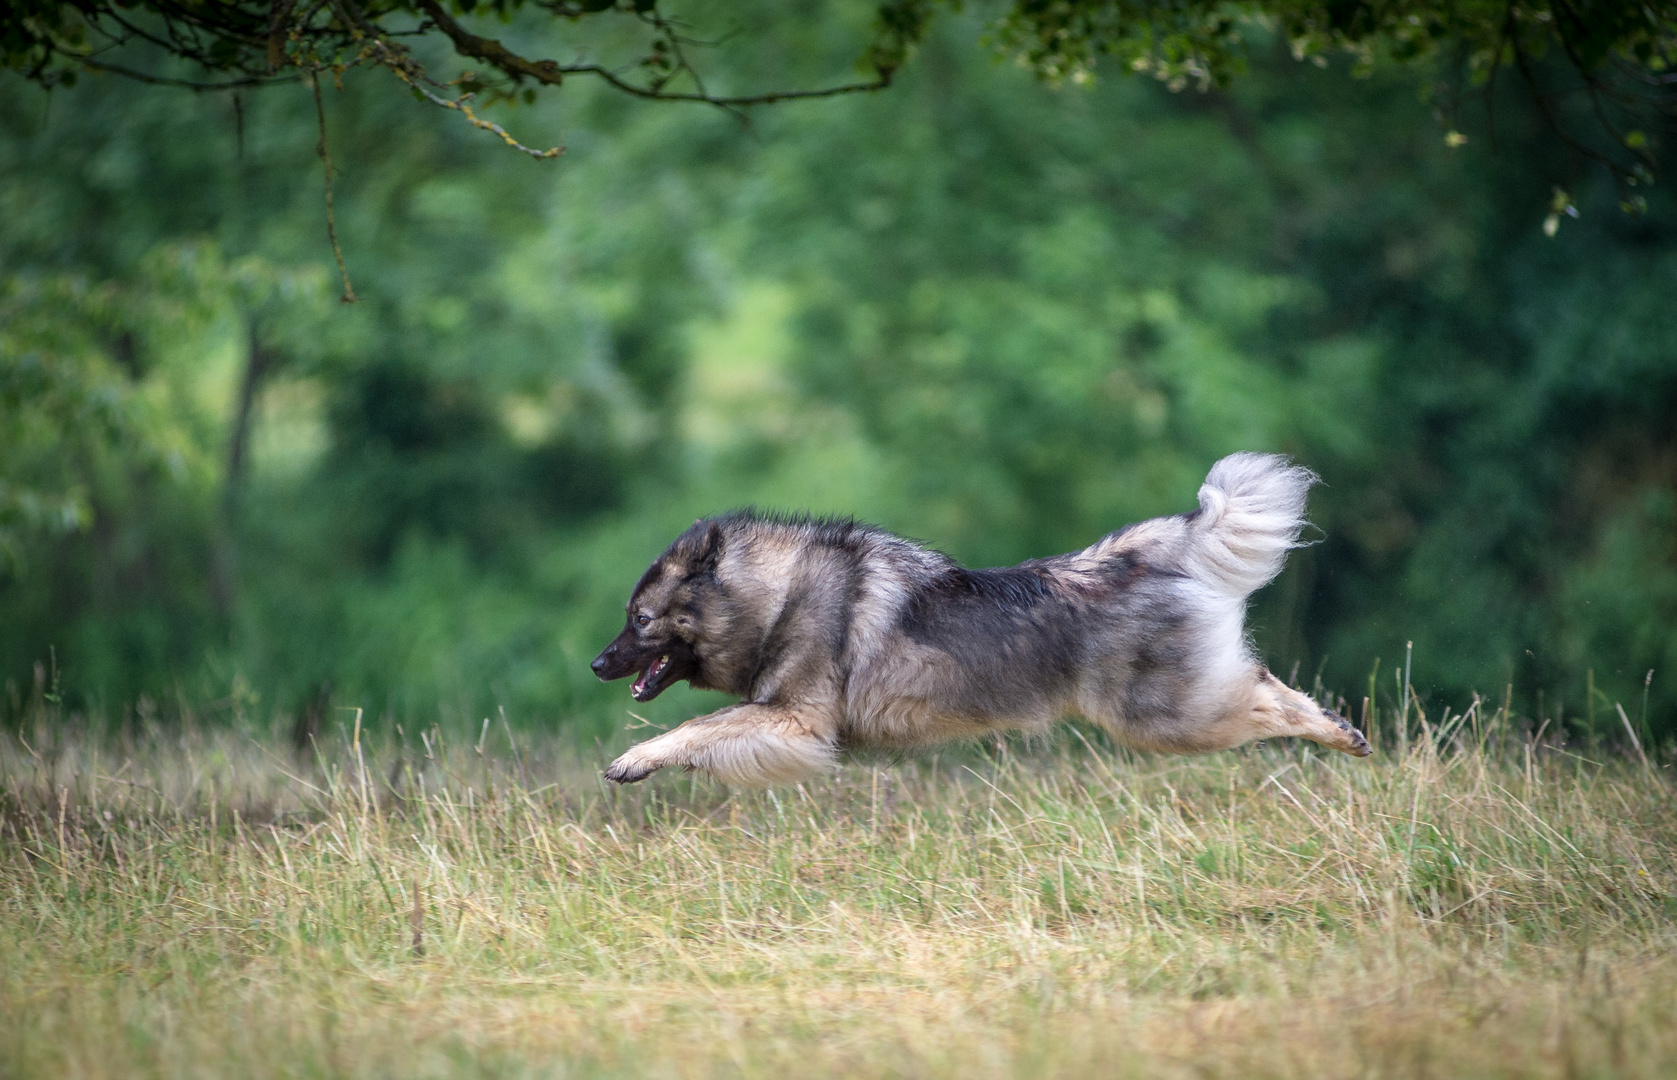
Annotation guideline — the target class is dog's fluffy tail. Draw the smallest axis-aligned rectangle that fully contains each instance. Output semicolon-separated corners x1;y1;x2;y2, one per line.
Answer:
1186;452;1317;600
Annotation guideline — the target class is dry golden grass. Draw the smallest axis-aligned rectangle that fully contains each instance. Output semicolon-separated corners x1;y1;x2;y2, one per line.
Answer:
2;704;1674;1079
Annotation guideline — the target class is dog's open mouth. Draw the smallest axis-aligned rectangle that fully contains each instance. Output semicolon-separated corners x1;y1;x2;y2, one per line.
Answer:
631;654;671;701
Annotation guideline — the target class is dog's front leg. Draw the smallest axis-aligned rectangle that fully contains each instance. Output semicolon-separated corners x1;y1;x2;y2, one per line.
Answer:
604;702;839;787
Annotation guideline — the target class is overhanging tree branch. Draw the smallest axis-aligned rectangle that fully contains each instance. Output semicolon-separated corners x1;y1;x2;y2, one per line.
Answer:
413;0;899;107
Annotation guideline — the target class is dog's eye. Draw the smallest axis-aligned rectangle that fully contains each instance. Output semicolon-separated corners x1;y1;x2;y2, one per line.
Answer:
636;614;651;627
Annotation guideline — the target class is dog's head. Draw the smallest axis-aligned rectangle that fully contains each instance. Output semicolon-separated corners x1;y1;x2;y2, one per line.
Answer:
590;519;722;702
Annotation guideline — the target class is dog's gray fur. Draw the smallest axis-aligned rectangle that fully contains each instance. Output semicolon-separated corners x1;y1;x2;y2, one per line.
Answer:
592;452;1370;786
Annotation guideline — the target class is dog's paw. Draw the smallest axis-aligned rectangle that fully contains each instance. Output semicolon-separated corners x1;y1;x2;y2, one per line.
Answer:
1326;710;1373;757
603;754;660;784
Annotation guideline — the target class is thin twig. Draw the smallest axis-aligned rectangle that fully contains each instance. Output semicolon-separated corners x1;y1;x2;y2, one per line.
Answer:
308;68;357;304
77;57;292;91
387;57;562;159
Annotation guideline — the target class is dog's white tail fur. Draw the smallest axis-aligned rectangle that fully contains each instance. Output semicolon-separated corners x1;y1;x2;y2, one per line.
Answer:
1187;453;1317;600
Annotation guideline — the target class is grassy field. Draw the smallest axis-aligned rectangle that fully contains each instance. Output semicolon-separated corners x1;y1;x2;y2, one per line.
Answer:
2;700;1675;1079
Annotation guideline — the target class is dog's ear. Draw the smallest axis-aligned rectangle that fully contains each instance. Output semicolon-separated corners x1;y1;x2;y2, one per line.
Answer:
672;517;724;575
694;519;724;572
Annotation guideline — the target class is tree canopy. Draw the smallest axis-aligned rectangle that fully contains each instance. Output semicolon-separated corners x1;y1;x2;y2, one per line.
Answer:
5;0;1675;191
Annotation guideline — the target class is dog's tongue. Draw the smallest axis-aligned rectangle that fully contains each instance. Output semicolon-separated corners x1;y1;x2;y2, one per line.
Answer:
630;655;669;700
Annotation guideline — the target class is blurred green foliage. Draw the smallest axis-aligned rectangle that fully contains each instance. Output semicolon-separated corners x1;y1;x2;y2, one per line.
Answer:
1;3;1673;741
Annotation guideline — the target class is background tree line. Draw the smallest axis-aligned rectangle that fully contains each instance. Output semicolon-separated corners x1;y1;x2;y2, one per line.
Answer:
2;1;1674;742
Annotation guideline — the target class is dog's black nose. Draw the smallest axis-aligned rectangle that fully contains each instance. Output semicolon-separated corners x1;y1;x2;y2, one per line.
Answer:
591;646;614;675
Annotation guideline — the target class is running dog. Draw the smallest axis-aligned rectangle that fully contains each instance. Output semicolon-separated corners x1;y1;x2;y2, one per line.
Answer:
592;453;1370;786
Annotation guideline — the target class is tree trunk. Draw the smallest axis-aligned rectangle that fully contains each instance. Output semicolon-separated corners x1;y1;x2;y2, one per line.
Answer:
210;321;273;619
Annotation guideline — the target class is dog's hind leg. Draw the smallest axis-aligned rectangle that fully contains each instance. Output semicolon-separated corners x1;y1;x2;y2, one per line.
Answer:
1147;669;1371;757
604;702;839;787
1213;669;1371;756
